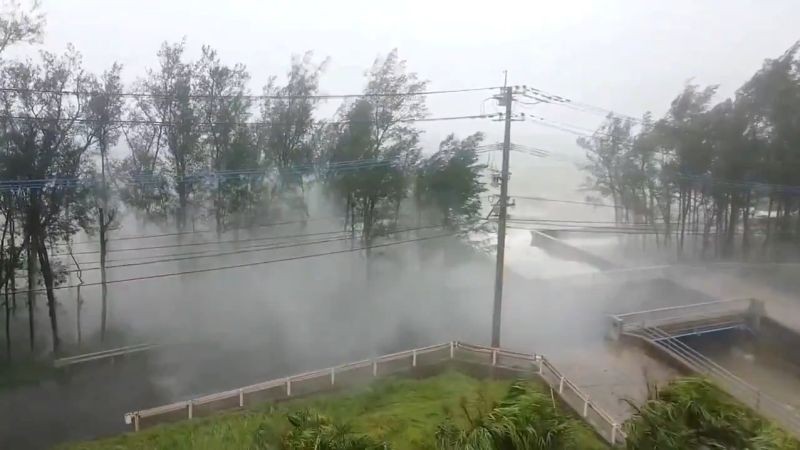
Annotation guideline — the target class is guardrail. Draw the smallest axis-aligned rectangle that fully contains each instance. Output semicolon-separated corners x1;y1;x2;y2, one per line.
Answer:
53;343;157;368
610;298;757;337
122;341;625;446
630;326;800;438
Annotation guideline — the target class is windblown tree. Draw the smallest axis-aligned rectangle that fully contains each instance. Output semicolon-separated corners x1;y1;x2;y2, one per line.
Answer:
327;49;427;248
579;42;800;260
415;132;487;229
134;40;203;231
0;46;97;354
256;52;327;219
193;45;257;232
0;0;44;358
84;62;124;340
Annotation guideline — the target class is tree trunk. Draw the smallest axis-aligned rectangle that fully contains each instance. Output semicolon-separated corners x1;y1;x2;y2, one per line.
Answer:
742;190;751;259
99;208;108;342
36;236;60;355
763;195;773;255
26;242;35;352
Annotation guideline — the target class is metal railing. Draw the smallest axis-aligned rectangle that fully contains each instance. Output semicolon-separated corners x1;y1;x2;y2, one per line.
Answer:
611;298;755;334
631;326;800;438
122;341;625;446
54;343;157;368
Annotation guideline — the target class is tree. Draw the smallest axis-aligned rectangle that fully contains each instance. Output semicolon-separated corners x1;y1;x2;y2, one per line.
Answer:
256;52;327;220
577;115;634;224
0;46;97;353
0;0;44;55
326;49;427;249
84;62;124;340
0;0;44;357
416;132;487;229
193;45;254;233
134;40;203;230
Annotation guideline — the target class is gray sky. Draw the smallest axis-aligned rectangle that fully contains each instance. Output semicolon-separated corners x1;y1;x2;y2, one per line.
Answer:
10;0;800;158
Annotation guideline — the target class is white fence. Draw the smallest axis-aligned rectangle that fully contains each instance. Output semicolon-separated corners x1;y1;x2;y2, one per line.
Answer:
123;341;625;446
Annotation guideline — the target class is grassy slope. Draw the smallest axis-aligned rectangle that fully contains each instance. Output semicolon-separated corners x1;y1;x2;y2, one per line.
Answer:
61;371;607;450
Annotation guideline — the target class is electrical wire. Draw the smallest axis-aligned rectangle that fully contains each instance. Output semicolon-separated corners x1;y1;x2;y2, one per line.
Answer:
0;86;501;100
17;231;458;294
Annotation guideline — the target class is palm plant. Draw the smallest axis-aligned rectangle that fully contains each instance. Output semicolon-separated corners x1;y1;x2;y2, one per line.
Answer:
435;381;578;450
625;377;800;449
280;409;389;450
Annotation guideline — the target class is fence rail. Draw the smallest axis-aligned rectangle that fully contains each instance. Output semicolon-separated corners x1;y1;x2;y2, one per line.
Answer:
123;341;625;445
610;298;756;335
54;343;157;368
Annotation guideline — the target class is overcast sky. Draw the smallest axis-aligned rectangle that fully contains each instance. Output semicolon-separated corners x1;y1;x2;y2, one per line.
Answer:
10;0;800;159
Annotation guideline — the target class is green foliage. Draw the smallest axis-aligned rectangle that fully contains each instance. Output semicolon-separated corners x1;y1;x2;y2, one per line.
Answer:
435;381;584;450
625;377;800;450
416;133;487;229
63;372;607;450
277;409;389;450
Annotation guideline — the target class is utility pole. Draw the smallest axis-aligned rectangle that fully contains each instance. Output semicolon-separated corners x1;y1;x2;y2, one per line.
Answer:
492;86;513;348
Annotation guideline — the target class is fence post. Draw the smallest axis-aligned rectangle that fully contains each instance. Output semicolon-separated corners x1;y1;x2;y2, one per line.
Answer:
611;423;617;444
582;397;589;417
558;376;565;394
450;341;455;359
537;356;544;375
238;389;244;407
188;401;193;419
372;360;377;377
286;378;292;396
330;367;336;385
492;349;497;366
412;350;417;367
134;414;140;432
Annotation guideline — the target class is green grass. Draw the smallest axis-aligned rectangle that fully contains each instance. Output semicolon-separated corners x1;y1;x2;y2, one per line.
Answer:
60;371;607;450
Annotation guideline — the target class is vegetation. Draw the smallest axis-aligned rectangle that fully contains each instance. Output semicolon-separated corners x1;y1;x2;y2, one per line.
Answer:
625;377;800;449
60;372;606;450
580;42;800;259
0;4;489;359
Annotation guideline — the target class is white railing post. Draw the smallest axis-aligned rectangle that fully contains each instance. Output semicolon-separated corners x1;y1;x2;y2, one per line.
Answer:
537;356;544;375
134;414;140;432
610;424;617;444
558;376;565;393
372;360;378;377
238;389;244;407
492;349;497;366
187;401;193;419
286;378;292;396
449;341;455;359
330;367;336;385
582;397;589;417
412;350;417;367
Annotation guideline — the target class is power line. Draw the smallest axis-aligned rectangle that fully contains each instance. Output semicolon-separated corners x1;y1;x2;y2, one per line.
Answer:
58;228;351;256
510;195;623;209
55;224;447;273
19;231;458;294
63;216;342;246
0;86;501;101
0;113;498;127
